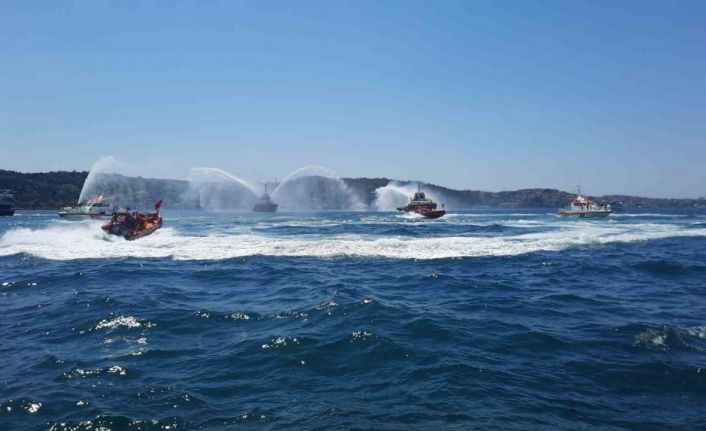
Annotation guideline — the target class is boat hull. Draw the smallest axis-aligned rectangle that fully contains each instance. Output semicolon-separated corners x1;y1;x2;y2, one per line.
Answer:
397;203;438;212
102;213;163;240
417;209;446;219
559;210;611;218
253;203;278;212
0;207;14;216
125;217;163;241
58;212;110;220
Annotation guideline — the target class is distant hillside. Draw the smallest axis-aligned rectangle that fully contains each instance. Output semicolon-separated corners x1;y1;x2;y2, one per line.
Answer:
0;170;88;208
341;178;706;209
1;169;704;209
0;170;194;209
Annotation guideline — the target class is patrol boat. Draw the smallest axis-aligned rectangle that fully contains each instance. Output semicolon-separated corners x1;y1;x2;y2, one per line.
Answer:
559;188;612;218
252;184;278;212
58;195;118;220
397;184;446;219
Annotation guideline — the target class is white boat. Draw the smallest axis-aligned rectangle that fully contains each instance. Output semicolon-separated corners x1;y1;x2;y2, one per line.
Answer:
58;196;118;220
559;189;611;218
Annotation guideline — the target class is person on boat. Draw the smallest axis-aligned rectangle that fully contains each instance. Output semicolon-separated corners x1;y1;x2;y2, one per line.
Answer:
122;211;134;231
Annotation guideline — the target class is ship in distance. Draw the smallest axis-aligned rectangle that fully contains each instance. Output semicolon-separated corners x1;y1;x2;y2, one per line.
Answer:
58;195;118;220
253;184;278;212
558;188;612;218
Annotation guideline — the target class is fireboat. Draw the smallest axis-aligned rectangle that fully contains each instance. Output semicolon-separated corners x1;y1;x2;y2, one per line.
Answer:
397;184;446;219
558;188;612;218
252;184;278;212
58;195;118;220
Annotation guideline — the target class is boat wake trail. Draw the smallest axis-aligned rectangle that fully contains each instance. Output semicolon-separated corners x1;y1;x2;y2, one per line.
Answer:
1;216;705;261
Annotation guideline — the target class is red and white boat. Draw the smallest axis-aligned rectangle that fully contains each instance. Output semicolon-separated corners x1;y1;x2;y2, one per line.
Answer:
559;189;612;218
58;195;117;220
397;184;446;219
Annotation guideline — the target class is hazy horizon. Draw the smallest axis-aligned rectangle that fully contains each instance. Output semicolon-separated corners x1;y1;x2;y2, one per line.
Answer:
2;1;705;198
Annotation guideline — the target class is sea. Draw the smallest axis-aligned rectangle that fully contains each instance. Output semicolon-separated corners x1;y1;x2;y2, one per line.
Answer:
1;209;706;430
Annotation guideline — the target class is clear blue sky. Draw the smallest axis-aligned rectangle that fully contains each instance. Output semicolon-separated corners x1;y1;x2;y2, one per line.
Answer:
2;1;705;197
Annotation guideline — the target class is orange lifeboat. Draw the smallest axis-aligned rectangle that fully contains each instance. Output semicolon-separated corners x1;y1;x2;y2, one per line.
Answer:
102;200;163;240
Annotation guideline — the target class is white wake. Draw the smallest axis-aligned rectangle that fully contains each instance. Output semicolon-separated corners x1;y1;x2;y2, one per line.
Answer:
1;219;704;261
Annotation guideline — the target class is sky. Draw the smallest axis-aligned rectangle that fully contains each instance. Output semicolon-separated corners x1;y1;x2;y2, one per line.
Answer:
1;1;705;198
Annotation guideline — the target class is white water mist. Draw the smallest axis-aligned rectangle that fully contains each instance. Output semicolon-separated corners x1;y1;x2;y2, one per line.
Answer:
272;165;365;211
78;156;123;204
186;167;259;211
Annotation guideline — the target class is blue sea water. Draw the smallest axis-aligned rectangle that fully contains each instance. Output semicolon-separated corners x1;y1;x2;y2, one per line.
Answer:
1;209;706;430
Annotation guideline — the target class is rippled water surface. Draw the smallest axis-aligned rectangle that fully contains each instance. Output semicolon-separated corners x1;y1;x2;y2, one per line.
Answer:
2;209;706;430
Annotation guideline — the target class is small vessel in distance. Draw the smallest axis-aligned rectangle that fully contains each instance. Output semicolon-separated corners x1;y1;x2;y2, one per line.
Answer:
0;190;16;216
58;196;117;220
559;188;612;218
102;200;163;240
253;184;278;212
397;184;446;219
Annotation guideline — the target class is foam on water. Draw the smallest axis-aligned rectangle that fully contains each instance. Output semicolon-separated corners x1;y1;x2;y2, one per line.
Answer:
1;216;705;261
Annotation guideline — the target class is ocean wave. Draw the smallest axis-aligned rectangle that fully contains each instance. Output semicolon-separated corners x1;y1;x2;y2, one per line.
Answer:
194;299;375;325
261;336;305;350
195;310;256;321
93;315;155;331
41;415;189;431
633;260;706;275
633;325;706;352
611;213;690;218
0;398;42;415
61;364;129;379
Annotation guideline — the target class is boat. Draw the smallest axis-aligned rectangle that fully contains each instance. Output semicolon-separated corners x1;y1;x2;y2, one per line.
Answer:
559;188;612;218
58;196;117;220
0;190;16;216
416;207;446;219
253;184;278;212
397;184;446;219
102;200;163;240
